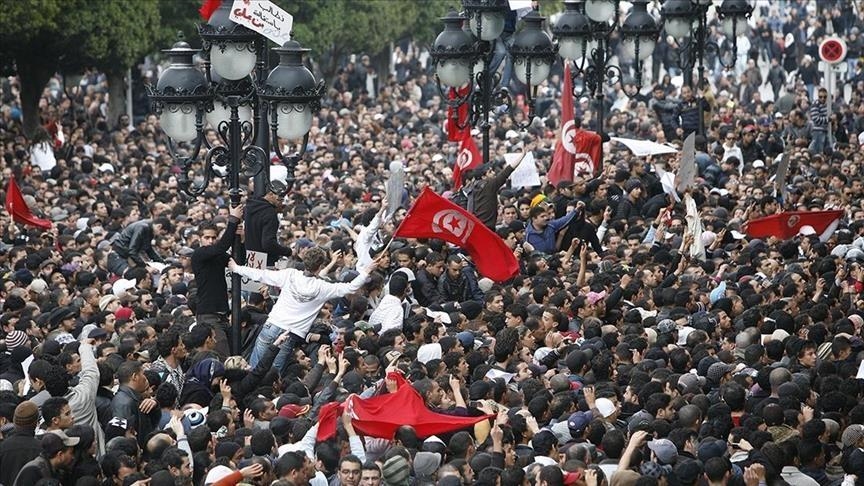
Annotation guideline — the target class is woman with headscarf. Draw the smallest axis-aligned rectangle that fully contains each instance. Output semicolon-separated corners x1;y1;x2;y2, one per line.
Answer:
179;358;224;407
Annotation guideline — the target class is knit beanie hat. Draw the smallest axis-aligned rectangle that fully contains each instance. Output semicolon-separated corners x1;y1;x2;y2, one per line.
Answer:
5;330;28;350
413;452;442;478
382;456;411;486
14;401;39;428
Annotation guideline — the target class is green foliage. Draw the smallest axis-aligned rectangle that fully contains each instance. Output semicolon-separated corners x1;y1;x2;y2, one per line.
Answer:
281;0;458;64
0;0;163;74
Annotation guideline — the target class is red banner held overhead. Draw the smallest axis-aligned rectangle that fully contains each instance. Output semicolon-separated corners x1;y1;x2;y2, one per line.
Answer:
394;188;519;282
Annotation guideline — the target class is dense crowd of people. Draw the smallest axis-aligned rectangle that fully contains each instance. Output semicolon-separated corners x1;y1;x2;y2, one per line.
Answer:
1;2;864;486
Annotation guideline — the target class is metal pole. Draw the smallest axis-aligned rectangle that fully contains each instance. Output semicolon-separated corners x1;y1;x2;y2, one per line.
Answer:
596;38;605;168
696;7;706;138
253;37;270;197
228;95;243;356
481;62;491;166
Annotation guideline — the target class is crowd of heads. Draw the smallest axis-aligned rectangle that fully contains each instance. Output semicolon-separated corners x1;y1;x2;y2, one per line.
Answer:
0;2;864;486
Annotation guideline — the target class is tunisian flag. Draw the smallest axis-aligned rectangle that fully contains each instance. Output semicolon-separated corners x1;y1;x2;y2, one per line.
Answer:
548;64;603;186
746;210;843;242
5;179;52;229
446;86;471;142
395;188;519;282
317;372;490;441
452;132;481;191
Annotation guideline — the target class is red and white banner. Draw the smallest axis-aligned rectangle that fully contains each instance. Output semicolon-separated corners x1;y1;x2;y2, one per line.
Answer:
548;64;602;186
746;210;843;242
395;188;519;282
452;133;481;191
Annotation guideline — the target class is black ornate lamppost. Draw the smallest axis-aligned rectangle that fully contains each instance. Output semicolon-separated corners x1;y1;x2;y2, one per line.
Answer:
147;4;324;354
552;0;660;165
661;0;754;136
430;1;557;167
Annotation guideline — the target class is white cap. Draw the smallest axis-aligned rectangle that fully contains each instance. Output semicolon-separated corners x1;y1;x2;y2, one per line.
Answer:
432;154;444;162
112;278;137;297
98;163;114;173
752;160;765;169
595;398;616;418
505;129;520;139
798;225;817;236
730;230;747;240
204;466;234;486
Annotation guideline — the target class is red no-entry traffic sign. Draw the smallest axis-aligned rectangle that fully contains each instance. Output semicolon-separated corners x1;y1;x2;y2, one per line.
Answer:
819;37;847;64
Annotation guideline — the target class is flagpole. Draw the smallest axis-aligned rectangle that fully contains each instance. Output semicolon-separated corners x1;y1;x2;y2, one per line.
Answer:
385;187;425;252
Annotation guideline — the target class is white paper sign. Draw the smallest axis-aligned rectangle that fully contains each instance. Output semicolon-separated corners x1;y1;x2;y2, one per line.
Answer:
226;250;269;293
230;0;293;46
611;137;679;157
508;0;533;10
22;354;34;395
242;250;268;292
506;152;541;189
857;359;864;379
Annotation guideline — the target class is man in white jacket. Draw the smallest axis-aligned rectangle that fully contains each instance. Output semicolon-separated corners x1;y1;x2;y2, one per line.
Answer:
232;247;377;370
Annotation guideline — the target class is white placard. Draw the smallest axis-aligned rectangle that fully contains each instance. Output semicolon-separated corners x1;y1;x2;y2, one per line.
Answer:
22;354;34;395
611;137;679;157
508;0;533;9
226;250;269;293
242;250;268;292
230;0;293;46
857;359;864;379
506;152;541;189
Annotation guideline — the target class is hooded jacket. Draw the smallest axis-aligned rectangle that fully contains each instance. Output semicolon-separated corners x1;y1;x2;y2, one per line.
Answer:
244;196;292;266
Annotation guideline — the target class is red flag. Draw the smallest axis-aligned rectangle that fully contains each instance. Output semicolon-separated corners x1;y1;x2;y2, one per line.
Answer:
395;188;519;282
199;0;221;20
446;86;471;142
548;64;603;186
5;179;52;229
745;210;843;241
317;373;490;441
452;133;481;191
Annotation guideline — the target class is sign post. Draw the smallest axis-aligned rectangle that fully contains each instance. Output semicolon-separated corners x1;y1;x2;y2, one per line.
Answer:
818;31;847;150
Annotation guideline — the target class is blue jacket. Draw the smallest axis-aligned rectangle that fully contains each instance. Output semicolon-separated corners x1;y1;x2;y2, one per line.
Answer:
525;211;578;254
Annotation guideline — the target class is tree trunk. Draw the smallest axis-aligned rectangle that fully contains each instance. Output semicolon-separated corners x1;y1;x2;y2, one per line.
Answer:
106;69;128;130
18;61;55;137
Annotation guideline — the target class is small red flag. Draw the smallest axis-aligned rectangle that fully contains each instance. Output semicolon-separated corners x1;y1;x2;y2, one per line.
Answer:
395;188;519;282
5;179;52;229
452;133;481;191
199;0;222;20
446;86;471;142
548;64;603;186
317;373;490;441
746;210;843;241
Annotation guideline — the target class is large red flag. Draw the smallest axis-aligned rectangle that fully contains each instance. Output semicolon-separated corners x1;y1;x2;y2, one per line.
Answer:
548;64;603;186
746;210;843;242
5;179;52;229
317;372;490;441
452;133;481;190
395;188;519;282
446;86;471;142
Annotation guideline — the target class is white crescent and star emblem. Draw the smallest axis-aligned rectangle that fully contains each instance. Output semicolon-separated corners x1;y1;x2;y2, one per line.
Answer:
562;120;577;155
432;209;475;244
457;147;473;169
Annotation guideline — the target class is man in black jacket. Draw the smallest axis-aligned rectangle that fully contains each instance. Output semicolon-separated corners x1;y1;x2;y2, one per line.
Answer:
452;144;531;229
0;401;42;486
245;192;292;266
414;252;445;307
192;204;243;358
106;217;172;277
110;360;160;448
